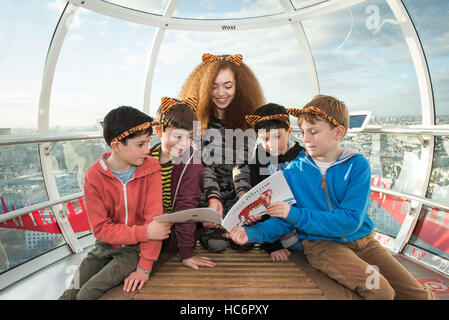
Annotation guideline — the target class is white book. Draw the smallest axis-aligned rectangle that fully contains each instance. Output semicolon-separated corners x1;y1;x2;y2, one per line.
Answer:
153;171;296;232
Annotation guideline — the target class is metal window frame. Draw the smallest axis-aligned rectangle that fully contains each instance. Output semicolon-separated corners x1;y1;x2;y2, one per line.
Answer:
384;0;435;254
142;0;179;114
69;0;365;31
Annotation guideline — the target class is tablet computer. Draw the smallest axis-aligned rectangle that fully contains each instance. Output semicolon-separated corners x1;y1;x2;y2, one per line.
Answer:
348;111;371;132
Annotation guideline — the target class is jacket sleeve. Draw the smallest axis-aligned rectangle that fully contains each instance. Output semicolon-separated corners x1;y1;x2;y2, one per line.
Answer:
84;175;145;246
245;216;294;244
285;157;372;239
172;163;204;260
233;164;251;198
202;141;221;199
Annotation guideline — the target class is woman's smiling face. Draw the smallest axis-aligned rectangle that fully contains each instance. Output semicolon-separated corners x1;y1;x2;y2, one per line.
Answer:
212;68;236;111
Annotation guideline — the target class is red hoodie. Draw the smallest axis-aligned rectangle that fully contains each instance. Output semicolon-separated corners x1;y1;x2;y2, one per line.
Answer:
83;152;163;271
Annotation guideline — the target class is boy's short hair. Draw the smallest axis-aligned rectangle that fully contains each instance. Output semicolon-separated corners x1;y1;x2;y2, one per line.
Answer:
299;95;349;134
250;103;290;132
156;101;198;132
103;106;153;146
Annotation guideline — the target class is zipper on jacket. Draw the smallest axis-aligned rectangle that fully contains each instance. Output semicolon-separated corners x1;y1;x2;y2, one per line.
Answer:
321;174;333;211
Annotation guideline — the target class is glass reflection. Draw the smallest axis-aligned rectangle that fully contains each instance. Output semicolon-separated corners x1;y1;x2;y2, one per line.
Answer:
102;0;168;15
51;139;109;196
174;0;283;19
410;136;449;259
403;0;449;124
410;206;449;260
290;0;328;10
302;0;421;125
0;228;65;273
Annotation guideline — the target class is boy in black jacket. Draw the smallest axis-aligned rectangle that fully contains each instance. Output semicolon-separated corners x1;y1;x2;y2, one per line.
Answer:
244;103;305;261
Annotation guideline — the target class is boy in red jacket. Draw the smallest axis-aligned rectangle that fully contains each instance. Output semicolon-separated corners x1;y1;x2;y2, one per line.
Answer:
151;97;216;270
60;106;172;300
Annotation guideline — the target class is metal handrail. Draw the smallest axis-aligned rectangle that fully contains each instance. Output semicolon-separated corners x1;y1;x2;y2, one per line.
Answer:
291;125;449;136
0;192;84;224
0;131;102;146
1;125;449;147
1;185;448;225
361;125;449;136
371;186;449;211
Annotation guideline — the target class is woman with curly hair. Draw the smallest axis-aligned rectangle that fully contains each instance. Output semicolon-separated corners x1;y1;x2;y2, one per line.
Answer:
179;53;265;252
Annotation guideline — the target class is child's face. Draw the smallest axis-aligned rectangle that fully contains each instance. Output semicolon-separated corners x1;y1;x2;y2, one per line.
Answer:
257;127;292;157
114;133;151;167
159;127;193;158
300;119;344;161
212;68;236;111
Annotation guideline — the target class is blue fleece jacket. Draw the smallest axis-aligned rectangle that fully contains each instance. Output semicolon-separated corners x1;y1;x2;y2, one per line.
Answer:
245;148;374;244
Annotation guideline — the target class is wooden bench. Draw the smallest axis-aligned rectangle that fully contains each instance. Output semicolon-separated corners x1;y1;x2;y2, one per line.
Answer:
100;243;360;300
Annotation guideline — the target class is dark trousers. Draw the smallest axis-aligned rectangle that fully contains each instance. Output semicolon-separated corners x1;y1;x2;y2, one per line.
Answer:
59;241;140;300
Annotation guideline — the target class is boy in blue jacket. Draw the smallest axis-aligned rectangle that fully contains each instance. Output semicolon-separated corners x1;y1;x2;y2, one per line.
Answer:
228;95;434;300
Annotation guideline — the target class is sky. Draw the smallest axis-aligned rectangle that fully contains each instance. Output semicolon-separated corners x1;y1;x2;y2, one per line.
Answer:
0;0;448;132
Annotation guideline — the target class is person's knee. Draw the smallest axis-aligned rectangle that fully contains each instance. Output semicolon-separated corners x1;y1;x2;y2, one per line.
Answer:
358;281;396;300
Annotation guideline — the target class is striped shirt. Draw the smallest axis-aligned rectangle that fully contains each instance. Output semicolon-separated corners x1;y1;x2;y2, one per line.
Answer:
151;145;173;213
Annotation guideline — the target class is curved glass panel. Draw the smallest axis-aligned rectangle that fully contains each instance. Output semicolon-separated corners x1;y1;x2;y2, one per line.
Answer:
50;139;109;239
174;0;284;19
403;0;449;124
0;215;65;273
0;0;63;135
410;206;449;260
345;133;423;237
51;139;109;196
302;0;421;125
151;25;310;117
408;136;449;259
0;144;66;273
102;0;168;15
290;0;329;10
49;9;156;132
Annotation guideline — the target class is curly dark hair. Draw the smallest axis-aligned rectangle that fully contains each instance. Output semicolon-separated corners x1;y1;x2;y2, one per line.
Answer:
179;55;265;131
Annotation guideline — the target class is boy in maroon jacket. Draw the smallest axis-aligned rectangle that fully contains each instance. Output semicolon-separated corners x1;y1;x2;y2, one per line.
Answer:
150;97;216;270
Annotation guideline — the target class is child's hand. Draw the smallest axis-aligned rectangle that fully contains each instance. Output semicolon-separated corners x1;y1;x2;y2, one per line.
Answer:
246;215;262;225
270;248;291;262
208;197;223;216
123;270;149;292
266;202;290;219
147;220;172;240
226;227;248;245
202;222;222;229
182;256;216;270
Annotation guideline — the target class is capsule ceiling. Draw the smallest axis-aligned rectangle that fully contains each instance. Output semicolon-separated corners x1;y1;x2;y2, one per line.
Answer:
0;0;448;133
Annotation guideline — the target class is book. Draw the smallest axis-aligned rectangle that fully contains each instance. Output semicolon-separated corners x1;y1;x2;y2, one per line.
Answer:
153;171;296;232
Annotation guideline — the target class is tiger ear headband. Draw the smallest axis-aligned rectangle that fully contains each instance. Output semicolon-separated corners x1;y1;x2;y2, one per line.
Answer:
110;120;160;143
160;96;198;114
245;114;290;128
202;53;243;66
110;97;198;143
286;106;342;127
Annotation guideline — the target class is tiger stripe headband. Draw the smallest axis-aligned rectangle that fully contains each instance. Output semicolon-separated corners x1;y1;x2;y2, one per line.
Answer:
160;96;198;114
286;106;342;127
202;53;243;66
245;114;290;128
111;121;159;143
